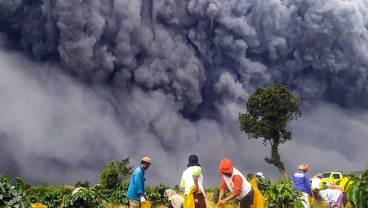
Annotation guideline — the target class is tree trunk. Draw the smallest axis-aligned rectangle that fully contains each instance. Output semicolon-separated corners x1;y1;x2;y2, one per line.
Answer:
265;141;289;180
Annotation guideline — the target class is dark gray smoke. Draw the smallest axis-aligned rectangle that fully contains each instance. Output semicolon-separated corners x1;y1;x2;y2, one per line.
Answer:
0;0;367;187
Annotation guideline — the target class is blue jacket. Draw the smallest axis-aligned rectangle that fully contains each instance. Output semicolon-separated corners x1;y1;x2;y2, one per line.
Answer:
127;166;146;200
293;171;312;196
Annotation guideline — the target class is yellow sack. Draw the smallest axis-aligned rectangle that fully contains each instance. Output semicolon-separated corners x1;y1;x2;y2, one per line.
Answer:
141;200;151;208
183;186;196;208
31;203;47;208
216;205;236;208
250;178;265;208
308;195;314;207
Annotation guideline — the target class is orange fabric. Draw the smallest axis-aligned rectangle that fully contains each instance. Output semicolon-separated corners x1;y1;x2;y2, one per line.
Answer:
218;159;233;174
232;175;243;196
220;177;227;192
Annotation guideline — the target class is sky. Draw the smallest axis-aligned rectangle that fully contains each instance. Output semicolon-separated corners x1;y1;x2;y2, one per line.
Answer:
0;0;368;188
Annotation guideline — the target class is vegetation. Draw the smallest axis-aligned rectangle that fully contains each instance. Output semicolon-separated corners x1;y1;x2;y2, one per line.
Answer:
346;168;368;208
264;180;303;208
99;157;134;189
0;175;31;207
99;161;119;189
26;185;71;207
239;83;301;179
2;167;368;208
257;178;271;196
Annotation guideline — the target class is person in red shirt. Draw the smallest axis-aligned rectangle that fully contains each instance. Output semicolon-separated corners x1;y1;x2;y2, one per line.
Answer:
217;159;254;208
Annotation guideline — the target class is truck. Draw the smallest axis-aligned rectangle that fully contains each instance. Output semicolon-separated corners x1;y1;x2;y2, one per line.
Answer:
320;171;344;189
318;171;360;192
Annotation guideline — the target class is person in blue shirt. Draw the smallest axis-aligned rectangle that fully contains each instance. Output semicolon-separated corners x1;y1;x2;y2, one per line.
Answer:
293;164;313;208
127;156;152;208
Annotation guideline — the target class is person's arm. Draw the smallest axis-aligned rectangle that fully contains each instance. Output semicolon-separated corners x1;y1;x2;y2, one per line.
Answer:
180;173;185;190
193;175;199;192
219;175;242;205
136;171;145;196
217;177;227;205
304;174;313;197
192;167;202;192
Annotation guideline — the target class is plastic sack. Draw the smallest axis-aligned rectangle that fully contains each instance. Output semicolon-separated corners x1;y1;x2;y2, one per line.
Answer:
250;178;266;208
216;205;236;208
141;200;151;208
183;186;195;208
31;203;47;208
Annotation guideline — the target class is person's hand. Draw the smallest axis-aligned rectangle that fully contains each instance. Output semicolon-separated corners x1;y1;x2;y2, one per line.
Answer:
140;196;146;203
218;199;226;205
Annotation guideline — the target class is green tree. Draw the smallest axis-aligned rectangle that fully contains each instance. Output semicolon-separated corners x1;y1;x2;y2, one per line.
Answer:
99;161;119;189
115;157;134;182
239;83;301;179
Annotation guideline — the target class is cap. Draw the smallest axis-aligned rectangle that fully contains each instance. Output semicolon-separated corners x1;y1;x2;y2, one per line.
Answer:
256;172;265;178
316;173;323;178
141;156;152;164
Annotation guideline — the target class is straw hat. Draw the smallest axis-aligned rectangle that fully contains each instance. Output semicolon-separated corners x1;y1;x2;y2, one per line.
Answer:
298;164;309;171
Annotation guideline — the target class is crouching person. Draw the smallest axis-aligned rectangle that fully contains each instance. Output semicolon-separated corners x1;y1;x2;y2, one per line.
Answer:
217;159;254;208
313;188;343;208
164;189;184;208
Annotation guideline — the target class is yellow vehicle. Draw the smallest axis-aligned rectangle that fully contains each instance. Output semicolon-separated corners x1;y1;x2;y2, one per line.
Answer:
320;171;344;189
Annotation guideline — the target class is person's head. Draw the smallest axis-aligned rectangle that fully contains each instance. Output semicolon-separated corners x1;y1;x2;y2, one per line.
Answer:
316;173;323;178
313;189;322;201
141;156;152;170
298;164;309;172
218;158;233;177
256;172;265;179
187;155;201;167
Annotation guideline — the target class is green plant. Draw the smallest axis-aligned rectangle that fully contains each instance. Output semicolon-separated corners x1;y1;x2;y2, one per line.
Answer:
146;183;169;207
26;184;72;208
108;182;129;205
63;188;105;208
264;180;303;208
116;157;134;182
99;160;119;189
0;175;31;207
257;178;271;196
347;169;368;208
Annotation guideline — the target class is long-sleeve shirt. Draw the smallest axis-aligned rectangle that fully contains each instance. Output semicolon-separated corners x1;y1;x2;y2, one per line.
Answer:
293;171;313;196
127;166;146;200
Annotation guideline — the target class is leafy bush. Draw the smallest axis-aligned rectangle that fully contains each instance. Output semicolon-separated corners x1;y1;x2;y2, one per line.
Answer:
0;175;31;207
264;180;303;208
63;188;106;208
257;178;271;195
107;182;129;205
26;185;72;208
146;183;169;207
347;169;368;208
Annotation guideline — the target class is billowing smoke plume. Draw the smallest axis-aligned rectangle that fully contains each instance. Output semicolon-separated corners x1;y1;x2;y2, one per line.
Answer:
0;0;367;186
